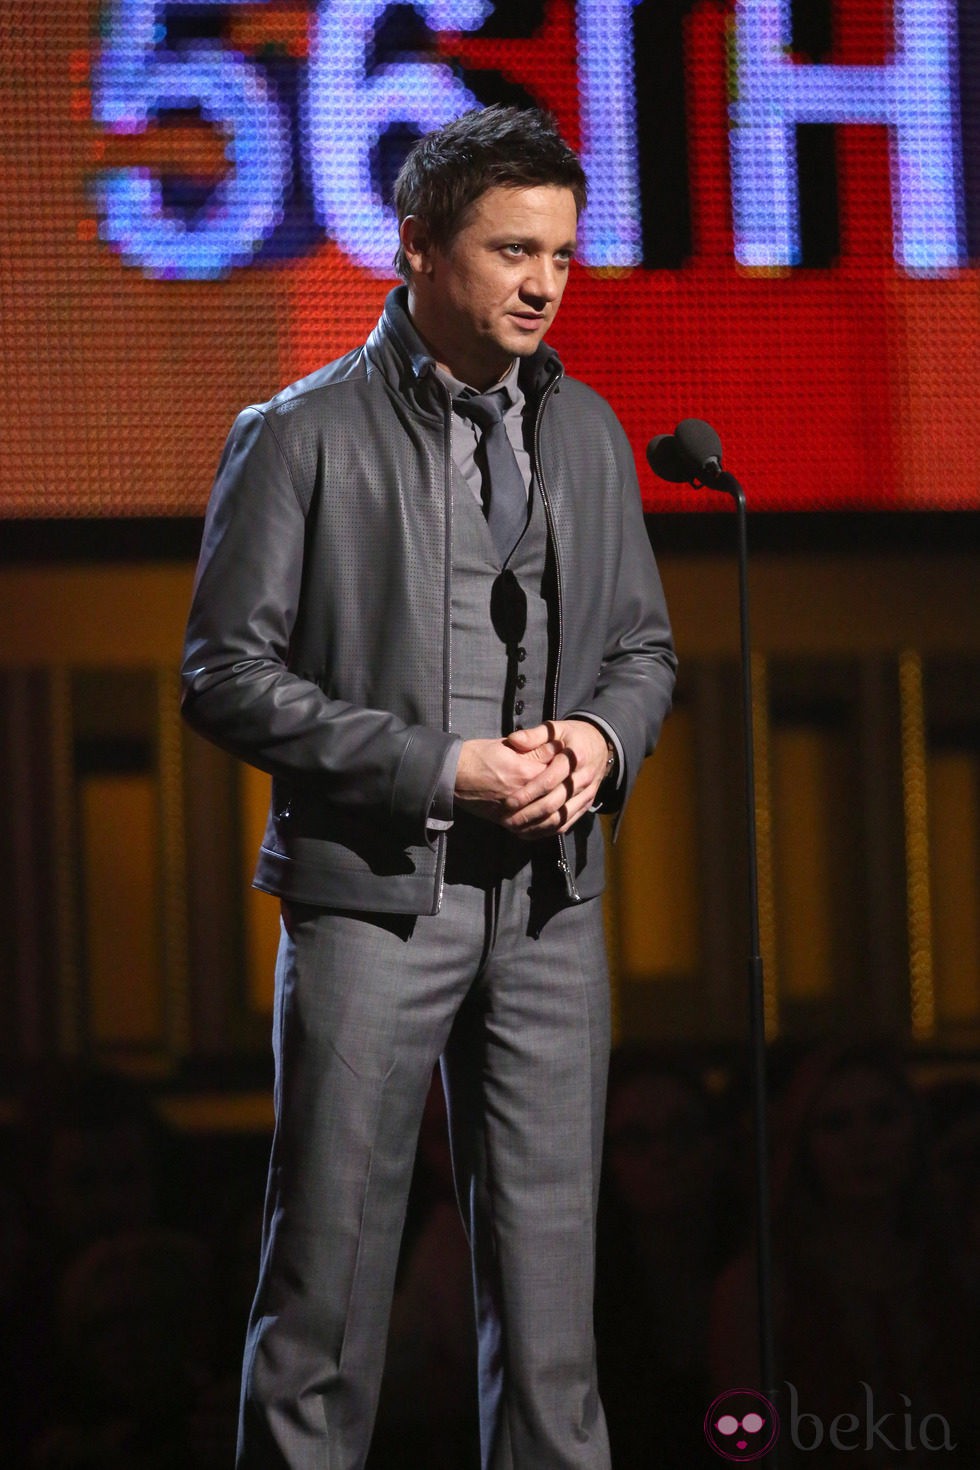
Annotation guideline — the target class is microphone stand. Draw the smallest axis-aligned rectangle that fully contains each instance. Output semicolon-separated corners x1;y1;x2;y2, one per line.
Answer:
699;466;778;1463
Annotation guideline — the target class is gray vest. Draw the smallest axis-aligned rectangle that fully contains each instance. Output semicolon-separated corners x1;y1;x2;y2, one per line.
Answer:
449;463;550;741
445;464;556;886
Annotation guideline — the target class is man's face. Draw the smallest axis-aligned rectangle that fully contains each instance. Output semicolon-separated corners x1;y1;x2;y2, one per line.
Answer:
403;184;579;389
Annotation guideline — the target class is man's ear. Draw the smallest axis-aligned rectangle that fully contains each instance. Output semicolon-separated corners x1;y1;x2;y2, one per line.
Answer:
400;215;433;277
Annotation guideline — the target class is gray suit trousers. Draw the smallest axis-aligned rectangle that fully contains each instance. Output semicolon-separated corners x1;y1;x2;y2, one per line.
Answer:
236;846;612;1470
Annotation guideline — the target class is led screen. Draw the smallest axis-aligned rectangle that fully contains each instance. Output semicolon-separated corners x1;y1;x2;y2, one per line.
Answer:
1;0;977;515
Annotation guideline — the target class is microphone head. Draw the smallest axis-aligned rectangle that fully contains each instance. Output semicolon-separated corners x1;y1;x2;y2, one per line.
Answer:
675;418;723;478
646;434;694;483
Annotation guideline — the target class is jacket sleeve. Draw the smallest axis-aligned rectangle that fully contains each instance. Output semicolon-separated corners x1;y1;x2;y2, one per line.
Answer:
563;408;677;825
180;407;455;847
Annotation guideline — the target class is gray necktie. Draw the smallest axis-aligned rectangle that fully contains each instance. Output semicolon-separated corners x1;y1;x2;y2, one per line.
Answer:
454;389;528;563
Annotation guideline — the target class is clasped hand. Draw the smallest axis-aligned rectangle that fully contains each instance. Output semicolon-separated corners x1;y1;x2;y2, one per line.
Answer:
453;719;610;838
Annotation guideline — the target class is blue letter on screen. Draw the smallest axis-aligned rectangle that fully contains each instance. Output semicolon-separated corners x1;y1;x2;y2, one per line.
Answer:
731;0;965;274
94;0;290;279
306;0;491;276
576;0;642;266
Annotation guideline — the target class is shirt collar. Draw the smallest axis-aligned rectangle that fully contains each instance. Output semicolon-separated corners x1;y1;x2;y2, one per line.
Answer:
435;356;523;409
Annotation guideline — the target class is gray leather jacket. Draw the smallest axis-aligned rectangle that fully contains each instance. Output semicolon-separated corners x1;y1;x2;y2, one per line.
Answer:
181;289;676;914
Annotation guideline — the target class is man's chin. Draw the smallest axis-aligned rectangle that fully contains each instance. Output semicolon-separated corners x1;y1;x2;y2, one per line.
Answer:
501;330;547;358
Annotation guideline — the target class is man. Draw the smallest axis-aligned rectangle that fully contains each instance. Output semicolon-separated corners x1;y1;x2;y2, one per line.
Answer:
182;106;676;1470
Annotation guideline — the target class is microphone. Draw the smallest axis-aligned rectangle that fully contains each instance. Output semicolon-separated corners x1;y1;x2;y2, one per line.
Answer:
646;418;724;487
648;412;775;1422
675;418;723;484
646;432;693;483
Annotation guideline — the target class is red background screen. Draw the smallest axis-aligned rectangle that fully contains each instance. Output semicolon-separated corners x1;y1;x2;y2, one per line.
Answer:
2;0;977;516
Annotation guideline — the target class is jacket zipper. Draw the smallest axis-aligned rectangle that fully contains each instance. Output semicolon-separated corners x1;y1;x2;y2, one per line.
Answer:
434;378;454;914
533;369;581;903
420;373;455;911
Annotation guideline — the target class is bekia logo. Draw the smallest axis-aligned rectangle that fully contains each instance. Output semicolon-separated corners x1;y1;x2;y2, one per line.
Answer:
704;1389;780;1462
706;1383;957;1459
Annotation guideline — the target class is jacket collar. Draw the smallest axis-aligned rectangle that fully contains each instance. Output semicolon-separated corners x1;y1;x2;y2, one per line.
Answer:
367;286;563;419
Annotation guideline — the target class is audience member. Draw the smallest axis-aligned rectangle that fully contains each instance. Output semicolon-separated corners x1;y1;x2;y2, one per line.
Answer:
595;1046;737;1468
9;1064;170;1458
924;1074;980;1292
29;1226;230;1469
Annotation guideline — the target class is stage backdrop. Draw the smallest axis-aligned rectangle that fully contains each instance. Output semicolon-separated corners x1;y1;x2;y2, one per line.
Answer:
2;0;978;516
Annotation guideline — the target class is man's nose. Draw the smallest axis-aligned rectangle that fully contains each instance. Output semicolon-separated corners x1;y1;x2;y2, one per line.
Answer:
522;257;561;302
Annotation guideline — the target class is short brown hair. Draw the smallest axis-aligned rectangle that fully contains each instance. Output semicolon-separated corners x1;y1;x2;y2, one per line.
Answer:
393;106;587;281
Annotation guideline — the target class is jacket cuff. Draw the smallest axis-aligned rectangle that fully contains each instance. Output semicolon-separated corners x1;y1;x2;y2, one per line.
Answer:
564;710;624;807
390;727;462;846
425;737;463;843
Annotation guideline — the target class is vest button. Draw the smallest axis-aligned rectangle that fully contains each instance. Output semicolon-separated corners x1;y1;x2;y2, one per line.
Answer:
516;674;526;689
514;700;525;715
516;646;527;662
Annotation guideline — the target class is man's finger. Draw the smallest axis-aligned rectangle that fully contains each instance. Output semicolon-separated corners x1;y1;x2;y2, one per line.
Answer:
511;787;592;840
503;751;573;812
504;721;557;753
505;771;578;829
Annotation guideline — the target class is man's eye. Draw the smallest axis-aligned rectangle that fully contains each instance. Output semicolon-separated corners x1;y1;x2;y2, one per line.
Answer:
503;243;525;255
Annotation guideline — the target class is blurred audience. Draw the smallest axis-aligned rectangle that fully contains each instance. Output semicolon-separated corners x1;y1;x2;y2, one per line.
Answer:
22;1063;164;1262
29;1226;233;1469
924;1074;980;1293
710;1042;980;1466
5;1043;980;1468
595;1046;740;1468
5;1064;170;1459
